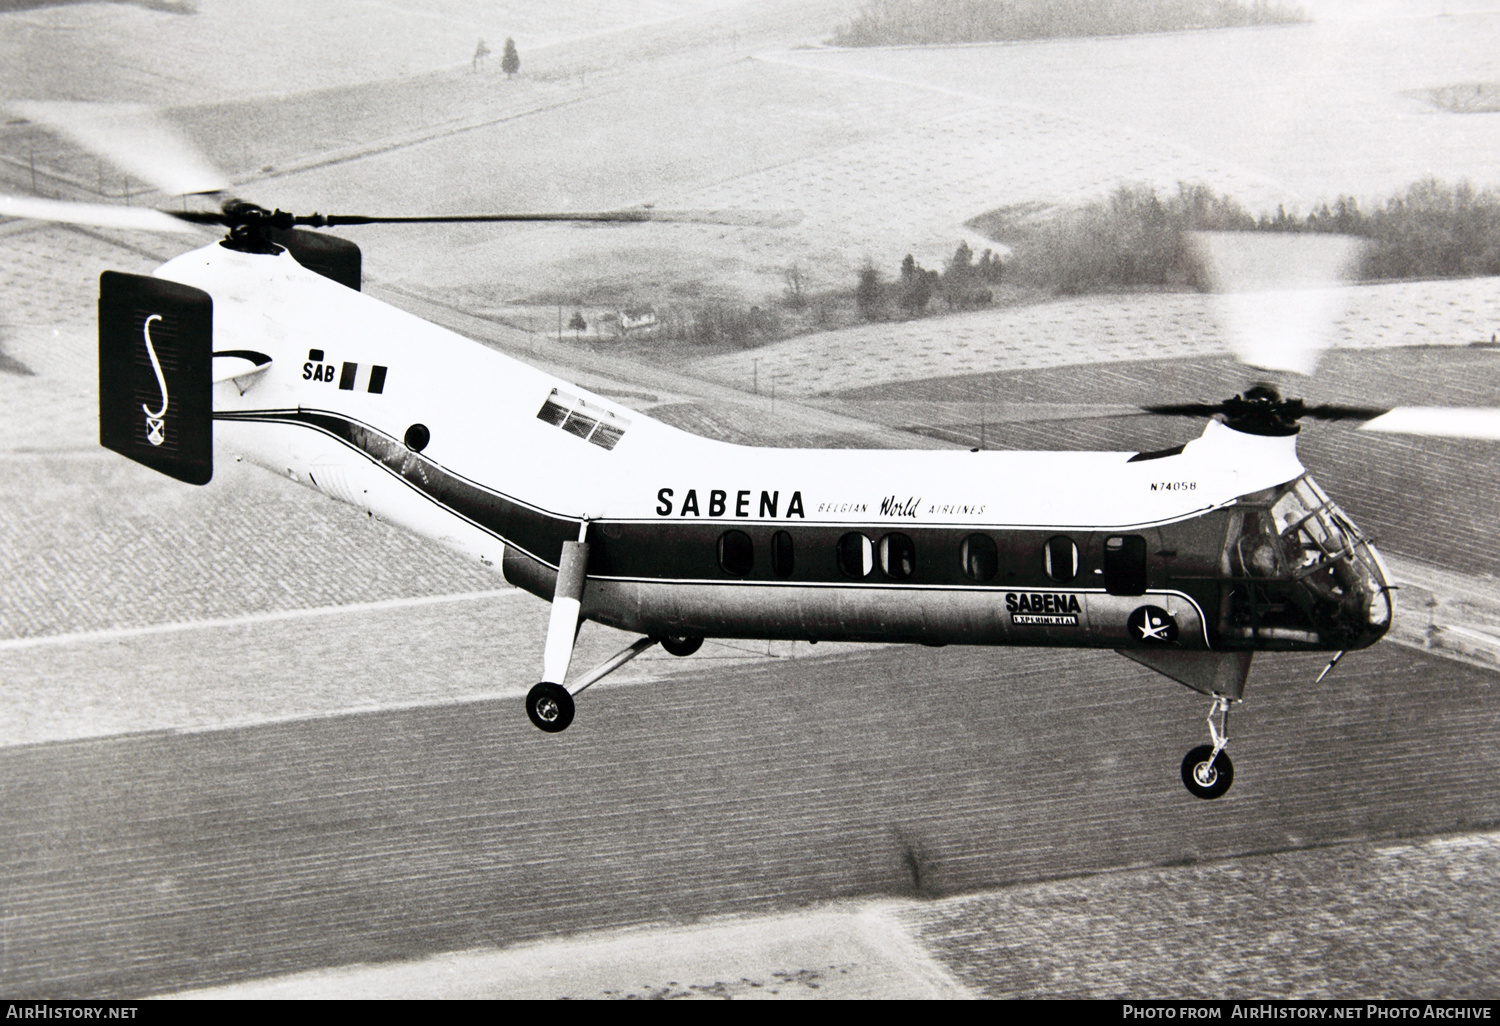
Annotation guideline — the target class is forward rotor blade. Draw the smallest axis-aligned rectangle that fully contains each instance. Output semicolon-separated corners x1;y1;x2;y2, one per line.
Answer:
302;208;800;228
0;194;202;234
1300;403;1390;422
9;101;230;197
1143;398;1387;422
1359;407;1500;440
819;400;1142;426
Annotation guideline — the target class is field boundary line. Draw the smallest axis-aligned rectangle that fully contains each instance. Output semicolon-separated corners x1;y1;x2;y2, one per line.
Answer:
0;588;521;651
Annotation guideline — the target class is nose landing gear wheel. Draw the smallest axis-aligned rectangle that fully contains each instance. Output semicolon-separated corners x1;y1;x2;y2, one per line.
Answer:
527;681;574;733
1181;744;1234;800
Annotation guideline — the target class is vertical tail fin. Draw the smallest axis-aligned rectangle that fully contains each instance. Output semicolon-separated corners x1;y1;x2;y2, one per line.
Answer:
98;271;214;485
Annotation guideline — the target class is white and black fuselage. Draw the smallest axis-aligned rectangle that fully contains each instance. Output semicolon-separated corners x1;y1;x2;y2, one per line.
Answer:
117;240;1392;671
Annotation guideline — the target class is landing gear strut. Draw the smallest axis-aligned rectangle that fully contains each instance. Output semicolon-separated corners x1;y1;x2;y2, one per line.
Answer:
527;636;661;733
1181;694;1236;800
526;522;661;733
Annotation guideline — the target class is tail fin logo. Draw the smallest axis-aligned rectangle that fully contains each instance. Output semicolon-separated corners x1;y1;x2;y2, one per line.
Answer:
141;314;169;446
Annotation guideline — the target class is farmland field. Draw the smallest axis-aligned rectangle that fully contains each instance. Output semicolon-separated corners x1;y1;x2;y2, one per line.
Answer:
690;274;1500;397
780;4;1500;207
3;639;1498;997
901;830;1500;999
0;0;749;104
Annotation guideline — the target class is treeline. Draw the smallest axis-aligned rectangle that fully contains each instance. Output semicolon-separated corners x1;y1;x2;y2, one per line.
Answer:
643;178;1500;347
830;0;1304;47
857;241;1006;319
655;302;784;348
971;180;1500;296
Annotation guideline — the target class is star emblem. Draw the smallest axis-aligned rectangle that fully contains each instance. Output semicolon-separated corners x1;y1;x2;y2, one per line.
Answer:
1128;605;1178;643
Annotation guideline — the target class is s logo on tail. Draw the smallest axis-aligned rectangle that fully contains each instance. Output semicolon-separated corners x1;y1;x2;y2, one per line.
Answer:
141;314;169;446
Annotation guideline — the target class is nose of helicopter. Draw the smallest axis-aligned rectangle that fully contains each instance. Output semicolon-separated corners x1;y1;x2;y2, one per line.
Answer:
1283;475;1394;650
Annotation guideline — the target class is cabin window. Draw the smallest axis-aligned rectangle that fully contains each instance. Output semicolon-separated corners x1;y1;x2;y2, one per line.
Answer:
837;532;874;579
961;534;998;582
718;530;754;576
772;530;795;578
879;533;916;580
1044;536;1078;583
1103;535;1148;595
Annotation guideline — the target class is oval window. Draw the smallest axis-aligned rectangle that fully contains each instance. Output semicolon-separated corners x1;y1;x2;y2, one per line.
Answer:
1044;536;1078;583
837;532;874;579
961;533;998;582
772;530;795;578
879;533;916;580
718;529;754;576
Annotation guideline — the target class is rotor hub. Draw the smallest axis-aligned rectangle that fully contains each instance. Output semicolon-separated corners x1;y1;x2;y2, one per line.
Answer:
1220;385;1302;437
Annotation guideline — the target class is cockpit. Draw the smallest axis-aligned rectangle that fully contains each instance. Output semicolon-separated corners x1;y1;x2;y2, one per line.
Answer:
1220;475;1393;650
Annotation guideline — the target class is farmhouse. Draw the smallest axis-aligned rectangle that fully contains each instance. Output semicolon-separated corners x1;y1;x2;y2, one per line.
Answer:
620;306;657;332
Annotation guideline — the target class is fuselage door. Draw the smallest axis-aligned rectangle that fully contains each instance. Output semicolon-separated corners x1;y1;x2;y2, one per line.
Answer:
1103;535;1148;595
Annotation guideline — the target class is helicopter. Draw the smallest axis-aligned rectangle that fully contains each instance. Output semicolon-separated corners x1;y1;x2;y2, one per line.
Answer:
6;102;1498;800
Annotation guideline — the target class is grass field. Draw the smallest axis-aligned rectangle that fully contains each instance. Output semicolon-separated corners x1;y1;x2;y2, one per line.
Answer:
0;0;742;104
902;830;1500;999
783;10;1500;208
3;639;1498;997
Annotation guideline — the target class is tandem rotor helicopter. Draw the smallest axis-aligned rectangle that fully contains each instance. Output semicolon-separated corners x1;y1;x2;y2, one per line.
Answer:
6;102;1498;799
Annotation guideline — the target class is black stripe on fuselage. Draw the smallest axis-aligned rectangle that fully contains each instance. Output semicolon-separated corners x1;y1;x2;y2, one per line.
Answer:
213;408;1230;603
216;408;578;569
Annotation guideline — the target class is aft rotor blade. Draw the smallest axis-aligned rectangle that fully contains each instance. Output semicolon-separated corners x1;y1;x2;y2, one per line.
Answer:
1360;407;1500;440
1142;402;1230;418
1190;231;1366;377
300;208;800;228
9;101;231;197
0;194;202;234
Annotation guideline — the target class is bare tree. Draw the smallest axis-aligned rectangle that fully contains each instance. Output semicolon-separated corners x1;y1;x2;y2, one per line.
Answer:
782;263;807;310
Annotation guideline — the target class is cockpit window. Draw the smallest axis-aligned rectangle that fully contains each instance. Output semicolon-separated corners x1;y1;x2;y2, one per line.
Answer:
1223;475;1391;648
537;388;631;450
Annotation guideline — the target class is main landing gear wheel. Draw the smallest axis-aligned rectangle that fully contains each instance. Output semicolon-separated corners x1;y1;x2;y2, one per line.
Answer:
1181;745;1234;800
526;682;574;733
659;635;703;657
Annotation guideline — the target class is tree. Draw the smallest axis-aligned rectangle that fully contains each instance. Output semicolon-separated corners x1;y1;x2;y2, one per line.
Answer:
941;240;975;308
473;39;490;72
501;37;520;78
898;253;937;315
568;310;587;337
975;247;1004;284
855;260;883;320
782;263;807;310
